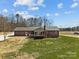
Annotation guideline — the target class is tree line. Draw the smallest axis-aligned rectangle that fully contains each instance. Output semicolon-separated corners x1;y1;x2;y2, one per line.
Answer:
0;14;50;32
60;26;79;31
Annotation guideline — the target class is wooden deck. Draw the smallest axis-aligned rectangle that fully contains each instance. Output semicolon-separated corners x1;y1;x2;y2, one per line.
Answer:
29;35;45;39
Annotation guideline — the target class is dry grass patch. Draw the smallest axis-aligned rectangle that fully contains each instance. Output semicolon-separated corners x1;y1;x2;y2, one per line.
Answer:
60;31;74;35
0;36;27;57
60;31;79;38
0;32;3;35
0;32;9;35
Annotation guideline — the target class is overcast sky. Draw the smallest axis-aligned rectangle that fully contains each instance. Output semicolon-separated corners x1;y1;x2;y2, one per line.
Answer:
0;0;79;27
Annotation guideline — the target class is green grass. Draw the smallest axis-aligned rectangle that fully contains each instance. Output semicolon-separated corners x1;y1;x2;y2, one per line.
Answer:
19;36;79;59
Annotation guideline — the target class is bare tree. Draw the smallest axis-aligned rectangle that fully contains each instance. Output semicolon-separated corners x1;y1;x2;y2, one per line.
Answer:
16;14;19;27
26;17;43;27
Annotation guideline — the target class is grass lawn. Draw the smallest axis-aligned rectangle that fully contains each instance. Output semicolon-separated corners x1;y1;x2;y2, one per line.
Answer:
19;36;79;59
2;36;79;59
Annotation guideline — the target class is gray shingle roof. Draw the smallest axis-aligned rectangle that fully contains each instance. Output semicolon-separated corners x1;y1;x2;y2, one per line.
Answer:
14;26;59;31
14;27;39;31
46;26;59;31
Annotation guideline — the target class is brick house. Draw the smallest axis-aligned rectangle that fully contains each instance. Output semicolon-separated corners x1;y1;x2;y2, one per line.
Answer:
14;26;59;38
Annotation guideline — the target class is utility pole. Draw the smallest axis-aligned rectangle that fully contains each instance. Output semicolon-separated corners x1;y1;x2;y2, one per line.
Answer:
44;17;47;38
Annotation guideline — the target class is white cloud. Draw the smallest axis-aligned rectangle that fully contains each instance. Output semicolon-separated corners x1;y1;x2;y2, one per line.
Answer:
15;11;33;19
37;0;44;5
71;2;78;8
2;9;8;13
64;11;73;14
22;14;33;19
46;13;60;17
15;11;28;15
73;0;79;2
28;7;39;11
1;9;8;16
13;0;45;10
13;0;34;7
46;13;53;17
54;13;60;16
73;0;77;2
37;0;45;6
57;3;63;9
46;13;50;17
